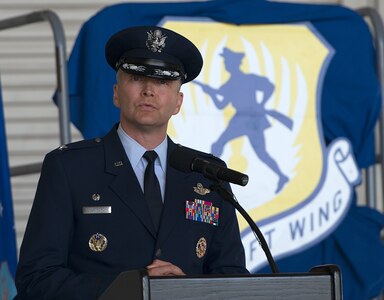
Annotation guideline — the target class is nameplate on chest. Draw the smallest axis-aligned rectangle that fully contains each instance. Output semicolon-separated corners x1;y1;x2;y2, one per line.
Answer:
82;206;112;214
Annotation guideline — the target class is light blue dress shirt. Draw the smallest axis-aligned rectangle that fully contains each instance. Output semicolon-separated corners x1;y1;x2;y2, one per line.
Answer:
117;124;167;201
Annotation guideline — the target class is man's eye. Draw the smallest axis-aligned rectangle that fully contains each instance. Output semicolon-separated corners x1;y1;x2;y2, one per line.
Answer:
130;74;143;81
158;79;168;85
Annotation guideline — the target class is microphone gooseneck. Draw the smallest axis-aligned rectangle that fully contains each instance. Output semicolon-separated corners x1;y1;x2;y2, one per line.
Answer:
210;183;279;274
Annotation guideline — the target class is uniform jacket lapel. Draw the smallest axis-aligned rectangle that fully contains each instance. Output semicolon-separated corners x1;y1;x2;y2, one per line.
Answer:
156;139;191;245
103;126;157;237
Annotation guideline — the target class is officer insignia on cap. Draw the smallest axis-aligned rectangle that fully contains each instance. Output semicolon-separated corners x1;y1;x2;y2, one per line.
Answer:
146;29;167;53
196;237;207;258
89;233;108;252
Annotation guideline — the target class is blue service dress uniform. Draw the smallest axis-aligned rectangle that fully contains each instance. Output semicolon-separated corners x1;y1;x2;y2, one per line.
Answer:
15;125;248;299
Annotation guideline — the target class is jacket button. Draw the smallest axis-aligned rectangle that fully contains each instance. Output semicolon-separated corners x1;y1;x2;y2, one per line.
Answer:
92;193;101;201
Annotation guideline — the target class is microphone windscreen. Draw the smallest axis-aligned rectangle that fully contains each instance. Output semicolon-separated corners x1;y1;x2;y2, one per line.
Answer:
169;146;195;173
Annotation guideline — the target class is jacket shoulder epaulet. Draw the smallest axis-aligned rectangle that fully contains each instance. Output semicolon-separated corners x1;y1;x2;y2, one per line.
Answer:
50;137;103;155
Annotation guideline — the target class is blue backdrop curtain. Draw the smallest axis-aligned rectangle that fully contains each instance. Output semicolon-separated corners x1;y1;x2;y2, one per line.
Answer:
64;1;384;299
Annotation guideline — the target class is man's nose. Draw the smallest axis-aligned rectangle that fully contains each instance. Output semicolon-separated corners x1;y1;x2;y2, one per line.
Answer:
141;80;155;97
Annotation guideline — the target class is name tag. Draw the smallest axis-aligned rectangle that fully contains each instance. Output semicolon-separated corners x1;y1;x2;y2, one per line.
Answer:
82;206;112;214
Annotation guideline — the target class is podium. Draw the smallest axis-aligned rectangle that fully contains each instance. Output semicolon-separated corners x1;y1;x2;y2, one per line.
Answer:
99;264;342;300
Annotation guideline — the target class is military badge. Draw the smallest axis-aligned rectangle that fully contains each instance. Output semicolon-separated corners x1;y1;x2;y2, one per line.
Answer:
146;29;167;53
88;233;108;252
196;237;207;258
193;183;210;196
185;199;219;226
114;161;123;167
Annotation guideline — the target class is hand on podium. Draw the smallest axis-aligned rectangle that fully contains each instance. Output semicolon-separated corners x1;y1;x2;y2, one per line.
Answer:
147;259;186;276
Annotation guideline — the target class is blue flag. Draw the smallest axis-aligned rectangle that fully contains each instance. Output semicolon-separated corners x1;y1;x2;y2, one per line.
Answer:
0;79;17;299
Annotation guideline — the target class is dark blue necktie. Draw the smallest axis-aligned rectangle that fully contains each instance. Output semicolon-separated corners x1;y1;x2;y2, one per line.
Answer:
143;150;163;233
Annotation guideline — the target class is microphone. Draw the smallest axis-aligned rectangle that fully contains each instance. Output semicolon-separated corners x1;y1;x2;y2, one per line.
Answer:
169;146;249;186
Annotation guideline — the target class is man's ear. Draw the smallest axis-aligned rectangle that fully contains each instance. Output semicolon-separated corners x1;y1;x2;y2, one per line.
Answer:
173;91;184;115
113;84;120;108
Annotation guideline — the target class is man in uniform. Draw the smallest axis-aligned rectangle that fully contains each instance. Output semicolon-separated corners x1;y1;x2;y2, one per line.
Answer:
15;26;248;299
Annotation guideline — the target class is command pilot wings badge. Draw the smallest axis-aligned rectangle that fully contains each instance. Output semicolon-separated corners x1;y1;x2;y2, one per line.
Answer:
163;18;360;272
193;183;210;196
